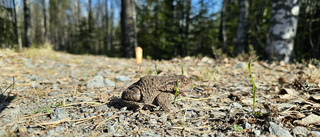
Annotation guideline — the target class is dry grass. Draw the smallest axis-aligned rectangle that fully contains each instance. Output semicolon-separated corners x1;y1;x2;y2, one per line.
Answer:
305;67;320;85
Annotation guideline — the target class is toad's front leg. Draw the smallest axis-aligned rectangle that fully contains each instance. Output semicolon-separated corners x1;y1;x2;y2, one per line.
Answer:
154;92;175;112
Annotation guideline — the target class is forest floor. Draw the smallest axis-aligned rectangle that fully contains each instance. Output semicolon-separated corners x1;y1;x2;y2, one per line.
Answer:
0;47;320;137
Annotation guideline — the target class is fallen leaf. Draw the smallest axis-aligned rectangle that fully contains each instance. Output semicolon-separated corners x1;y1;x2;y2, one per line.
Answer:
294;114;320;126
279;88;297;95
310;95;320;103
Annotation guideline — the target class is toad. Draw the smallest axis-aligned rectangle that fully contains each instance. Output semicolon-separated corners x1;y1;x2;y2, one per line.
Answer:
121;75;192;111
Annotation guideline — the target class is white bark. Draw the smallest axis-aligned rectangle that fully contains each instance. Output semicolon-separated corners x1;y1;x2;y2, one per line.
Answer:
267;0;300;63
236;0;249;54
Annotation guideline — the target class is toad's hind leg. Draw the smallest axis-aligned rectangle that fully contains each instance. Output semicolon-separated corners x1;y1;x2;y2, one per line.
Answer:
155;92;175;111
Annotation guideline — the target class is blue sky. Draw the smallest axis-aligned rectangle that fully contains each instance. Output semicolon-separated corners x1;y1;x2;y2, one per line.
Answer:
17;0;222;20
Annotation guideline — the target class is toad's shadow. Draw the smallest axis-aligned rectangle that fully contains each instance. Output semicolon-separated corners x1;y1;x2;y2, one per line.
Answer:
108;96;127;110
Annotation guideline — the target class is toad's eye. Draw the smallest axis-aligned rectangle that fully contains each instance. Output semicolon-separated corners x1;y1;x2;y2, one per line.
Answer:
183;79;188;83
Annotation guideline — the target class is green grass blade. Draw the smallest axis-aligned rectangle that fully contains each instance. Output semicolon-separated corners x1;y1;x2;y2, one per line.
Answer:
155;63;158;76
174;79;178;105
28;103;63;116
181;65;184;75
248;56;259;114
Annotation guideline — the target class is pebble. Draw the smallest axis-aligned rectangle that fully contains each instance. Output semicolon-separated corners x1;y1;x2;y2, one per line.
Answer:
48;91;60;96
55;126;64;132
27;75;42;81
119;114;125;123
242;122;251;129
229;102;243;109
165;122;172;129
86;75;105;88
269;122;293;137
235;62;245;68
311;131;320;137
81;108;87;113
195;121;202;126
50;108;69;121
105;112;114;118
253;129;261;136
292;126;309;136
115;76;131;82
277;103;294;111
210;111;226;119
47;129;55;135
30;83;41;88
159;113;167;123
104;79;115;87
150;118;157;126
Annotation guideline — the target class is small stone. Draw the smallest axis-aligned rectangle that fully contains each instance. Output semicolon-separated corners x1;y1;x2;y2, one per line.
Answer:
159;113;167;123
108;126;115;132
140;131;156;137
81;108;87;113
277;103;294;111
235;62;245;68
119;114;125;123
48;92;59;96
165;122;172;129
253;130;261;136
229;102;243;109
104;79;115;87
210;111;226;119
120;107;127;111
311;131;320;137
195;121;202;126
115;76;130;82
50;108;69;122
98;105;108;110
242;122;251;129
55;126;64;132
86;75;105;88
150;118;157;126
105;112;114;118
30;83;41;88
27;75;42;81
47;129;55;135
292;126;309;136
269;122;293;137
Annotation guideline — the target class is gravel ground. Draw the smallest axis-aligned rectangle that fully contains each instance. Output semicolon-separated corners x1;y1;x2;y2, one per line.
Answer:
0;49;320;137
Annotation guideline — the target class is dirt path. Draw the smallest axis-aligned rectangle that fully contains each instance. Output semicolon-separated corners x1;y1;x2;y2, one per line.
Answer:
0;48;319;136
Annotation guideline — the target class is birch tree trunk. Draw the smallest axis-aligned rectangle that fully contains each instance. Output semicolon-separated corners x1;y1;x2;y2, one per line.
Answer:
24;0;31;47
266;0;300;63
236;0;249;55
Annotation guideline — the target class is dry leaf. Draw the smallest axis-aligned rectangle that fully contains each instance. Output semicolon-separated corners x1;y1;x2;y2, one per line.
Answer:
294;114;320;126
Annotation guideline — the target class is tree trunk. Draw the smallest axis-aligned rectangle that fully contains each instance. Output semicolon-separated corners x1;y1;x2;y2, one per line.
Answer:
121;0;136;58
235;0;249;55
219;0;228;51
110;0;114;51
13;0;22;50
185;0;191;56
131;0;138;49
266;0;300;63
23;0;31;47
104;0;110;51
42;0;47;42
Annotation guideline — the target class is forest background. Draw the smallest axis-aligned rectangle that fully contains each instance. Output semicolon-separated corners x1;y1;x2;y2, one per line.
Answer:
0;0;319;63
